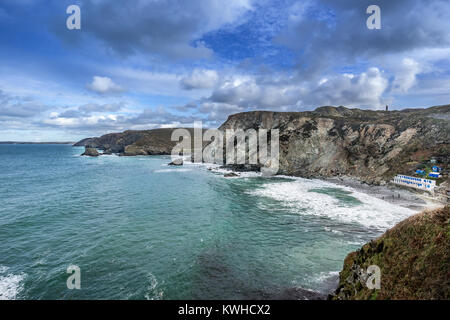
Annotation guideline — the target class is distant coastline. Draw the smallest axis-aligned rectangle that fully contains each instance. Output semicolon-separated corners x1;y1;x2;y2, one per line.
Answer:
0;141;74;145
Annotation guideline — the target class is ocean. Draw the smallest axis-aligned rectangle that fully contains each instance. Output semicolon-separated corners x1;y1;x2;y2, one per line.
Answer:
0;144;416;300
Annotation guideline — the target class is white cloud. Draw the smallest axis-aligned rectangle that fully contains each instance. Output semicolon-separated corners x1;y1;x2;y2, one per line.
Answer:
79;102;124;113
391;58;421;94
198;101;244;122
180;69;219;90
308;68;389;109
87;76;124;94
42;114;127;133
201;67;390;116
109;67;202;99
208;74;302;109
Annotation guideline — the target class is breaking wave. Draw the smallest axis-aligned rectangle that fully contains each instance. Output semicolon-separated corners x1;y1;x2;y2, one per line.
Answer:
249;177;416;230
0;266;26;300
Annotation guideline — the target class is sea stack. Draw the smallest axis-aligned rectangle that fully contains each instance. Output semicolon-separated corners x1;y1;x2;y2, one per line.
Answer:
81;147;100;157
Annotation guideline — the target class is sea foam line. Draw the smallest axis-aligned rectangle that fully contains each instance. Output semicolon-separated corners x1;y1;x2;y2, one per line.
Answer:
0;266;26;300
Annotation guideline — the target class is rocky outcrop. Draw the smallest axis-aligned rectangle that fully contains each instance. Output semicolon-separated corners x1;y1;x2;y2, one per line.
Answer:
74;128;203;156
74;130;146;153
332;206;449;300
210;105;449;184
224;172;239;177
81;147;100;157
168;158;183;166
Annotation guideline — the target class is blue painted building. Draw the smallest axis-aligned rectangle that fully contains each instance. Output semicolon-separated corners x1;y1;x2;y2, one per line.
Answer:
392;175;436;193
428;172;441;178
432;166;442;172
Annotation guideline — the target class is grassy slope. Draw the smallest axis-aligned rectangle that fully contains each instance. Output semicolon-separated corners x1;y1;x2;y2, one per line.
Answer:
333;206;450;300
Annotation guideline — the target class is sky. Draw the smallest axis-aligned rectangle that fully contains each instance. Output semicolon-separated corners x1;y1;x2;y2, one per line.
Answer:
0;0;449;141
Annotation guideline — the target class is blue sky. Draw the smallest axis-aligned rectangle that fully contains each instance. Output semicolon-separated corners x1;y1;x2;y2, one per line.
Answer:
0;0;450;141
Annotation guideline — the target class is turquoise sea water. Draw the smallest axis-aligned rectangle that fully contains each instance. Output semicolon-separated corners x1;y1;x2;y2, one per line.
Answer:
0;144;416;300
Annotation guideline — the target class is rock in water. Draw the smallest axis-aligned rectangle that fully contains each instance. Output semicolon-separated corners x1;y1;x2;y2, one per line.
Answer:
168;158;183;166
81;147;100;157
224;172;239;177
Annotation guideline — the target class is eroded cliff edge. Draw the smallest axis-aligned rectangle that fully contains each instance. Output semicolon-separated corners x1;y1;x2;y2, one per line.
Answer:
216;105;449;184
332;206;449;300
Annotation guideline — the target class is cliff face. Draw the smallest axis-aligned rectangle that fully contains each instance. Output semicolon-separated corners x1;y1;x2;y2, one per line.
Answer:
74;105;449;183
74;130;151;153
333;206;449;300
215;105;449;184
74;128;199;156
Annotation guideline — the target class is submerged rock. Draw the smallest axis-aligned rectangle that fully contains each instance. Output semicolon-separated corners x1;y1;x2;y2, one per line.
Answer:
224;172;239;177
168;158;183;166
81;147;100;157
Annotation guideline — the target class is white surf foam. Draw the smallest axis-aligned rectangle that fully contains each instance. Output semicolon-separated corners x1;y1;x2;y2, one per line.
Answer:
182;161;221;170
153;168;194;173
0;266;26;300
313;271;340;283
249;178;416;231
144;272;164;300
208;167;263;178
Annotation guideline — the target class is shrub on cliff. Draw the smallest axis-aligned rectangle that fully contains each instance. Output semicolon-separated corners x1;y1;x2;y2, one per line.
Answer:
333;206;449;300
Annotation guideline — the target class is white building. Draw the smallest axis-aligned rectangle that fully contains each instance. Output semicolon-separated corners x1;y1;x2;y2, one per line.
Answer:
428;172;441;178
392;174;436;193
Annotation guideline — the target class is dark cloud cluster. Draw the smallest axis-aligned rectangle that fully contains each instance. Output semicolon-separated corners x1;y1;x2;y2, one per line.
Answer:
0;89;49;119
50;0;252;61
276;0;450;77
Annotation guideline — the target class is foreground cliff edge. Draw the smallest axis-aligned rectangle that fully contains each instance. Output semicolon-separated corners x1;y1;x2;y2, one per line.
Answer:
333;206;449;300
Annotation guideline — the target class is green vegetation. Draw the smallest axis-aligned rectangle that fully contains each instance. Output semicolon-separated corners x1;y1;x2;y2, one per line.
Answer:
333;206;450;300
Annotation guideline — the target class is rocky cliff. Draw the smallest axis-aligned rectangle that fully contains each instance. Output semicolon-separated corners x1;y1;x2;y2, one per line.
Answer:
333;206;449;300
74;128;202;156
213;105;449;184
74;105;449;184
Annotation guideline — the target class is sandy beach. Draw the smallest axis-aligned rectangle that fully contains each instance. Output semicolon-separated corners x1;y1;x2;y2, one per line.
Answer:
324;176;444;212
